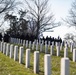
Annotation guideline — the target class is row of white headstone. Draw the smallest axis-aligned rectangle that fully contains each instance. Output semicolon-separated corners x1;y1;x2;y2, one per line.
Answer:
10;38;76;59
0;41;70;75
10;37;74;49
10;37;57;46
0;39;76;75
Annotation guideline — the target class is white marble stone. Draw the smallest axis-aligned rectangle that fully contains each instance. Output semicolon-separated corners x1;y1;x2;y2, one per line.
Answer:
73;49;76;62
23;40;25;46
45;44;48;54
19;47;24;64
26;40;28;48
61;58;69;75
70;43;73;52
14;46;18;61
0;41;1;51
26;49;30;68
20;39;23;45
3;43;6;54
36;42;38;51
50;45;54;55
10;44;14;58
48;41;50;47
44;54;51;75
40;43;43;52
52;42;54;47
19;39;20;44
64;47;68;57
32;42;35;50
29;41;31;49
6;43;10;56
45;41;47;45
57;45;60;56
65;42;68;48
42;40;44;45
60;43;63;50
1;42;3;52
34;51;39;74
39;39;41;45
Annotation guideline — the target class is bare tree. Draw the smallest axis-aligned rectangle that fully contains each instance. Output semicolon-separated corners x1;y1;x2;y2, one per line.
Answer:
24;0;60;38
63;0;76;28
64;33;76;45
27;18;38;36
0;0;19;14
0;0;20;27
64;33;74;41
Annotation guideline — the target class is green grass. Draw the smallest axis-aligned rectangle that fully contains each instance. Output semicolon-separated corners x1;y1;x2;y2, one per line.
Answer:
0;52;37;75
0;45;76;75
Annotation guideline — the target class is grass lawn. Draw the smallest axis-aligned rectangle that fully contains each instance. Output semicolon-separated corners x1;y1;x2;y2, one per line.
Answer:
0;52;37;75
0;44;76;75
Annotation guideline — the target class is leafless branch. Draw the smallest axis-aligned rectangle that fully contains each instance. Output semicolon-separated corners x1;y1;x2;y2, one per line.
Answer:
24;0;60;38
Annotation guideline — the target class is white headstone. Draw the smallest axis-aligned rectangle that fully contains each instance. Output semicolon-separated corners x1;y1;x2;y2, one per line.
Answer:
14;46;18;61
0;41;1;51
50;45;54;55
39;39;41;45
44;54;51;75
1;42;3;52
40;43;43;52
19;47;24;64
23;40;25;46
56;42;59;47
14;38;16;43
48;41;50;47
61;58;69;75
34;51;39;74
73;49;76;62
36;42;38;51
26;40;28;48
65;42;68;48
32;42;35;50
16;38;18;44
60;43;63;50
64;47;68;57
3;43;6;54
70;43;73;52
10;44;14;58
19;39;20;44
45;44;48;54
6;43;10;56
45;41;47;45
57;45;60;56
52;42;54;47
29;41;31;49
15;38;17;44
26;49;30;68
42;40;44;45
20;39;23;45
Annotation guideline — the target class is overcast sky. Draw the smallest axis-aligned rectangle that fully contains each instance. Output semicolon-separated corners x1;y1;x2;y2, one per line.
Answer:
43;0;75;39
